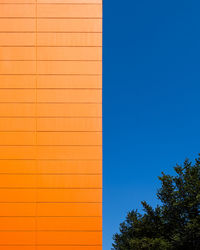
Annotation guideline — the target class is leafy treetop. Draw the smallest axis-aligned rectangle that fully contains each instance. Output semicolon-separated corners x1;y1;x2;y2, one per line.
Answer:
112;155;200;250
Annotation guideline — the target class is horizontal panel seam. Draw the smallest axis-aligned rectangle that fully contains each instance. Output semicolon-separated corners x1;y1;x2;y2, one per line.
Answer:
0;46;102;47
0;60;102;61
0;230;102;232
0;32;102;33
0;131;102;132
0;175;102;176
0;159;102;161
0;3;102;5
0;17;102;19
0;188;102;189
0;74;102;76
0;216;102;217
0;89;102;90
0;202;102;203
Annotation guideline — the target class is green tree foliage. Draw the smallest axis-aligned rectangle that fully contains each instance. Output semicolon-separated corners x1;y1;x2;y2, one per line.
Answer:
112;156;200;249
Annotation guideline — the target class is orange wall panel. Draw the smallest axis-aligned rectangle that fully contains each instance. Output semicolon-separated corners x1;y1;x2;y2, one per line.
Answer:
0;118;35;131
0;61;36;74
0;0;102;2
0;117;102;134
0;146;102;159
0;76;36;88
37;4;102;17
0;217;102;231
0;160;102;174
0;89;102;103
37;75;102;89
37;117;102;131
0;0;35;3
0;231;100;245
39;0;102;3
37;247;102;250
37;47;102;60
37;89;102;103
37;203;102;216
0;47;35;60
37;61;102;74
36;145;102;159
0;0;102;248
0;217;36;230
0;89;36;102
0;203;37;216
0;19;35;31
37;103;102;117
0;103;101;117
0;174;102;188
0;132;35;145
0;33;35;46
37;33;102;46
37;217;102;230
0;103;35;117
0;232;35;245
0;189;102;202
37;19;102;32
0;4;35;17
37;131;102;145
0;247;102;250
37;231;102;245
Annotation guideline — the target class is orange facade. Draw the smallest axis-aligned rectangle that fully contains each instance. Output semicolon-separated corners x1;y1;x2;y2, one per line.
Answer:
0;0;102;249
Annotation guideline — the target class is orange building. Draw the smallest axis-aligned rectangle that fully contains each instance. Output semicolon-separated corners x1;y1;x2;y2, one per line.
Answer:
0;0;102;249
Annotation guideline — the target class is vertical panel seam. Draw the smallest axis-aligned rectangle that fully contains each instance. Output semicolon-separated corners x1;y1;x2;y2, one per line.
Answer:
35;0;38;249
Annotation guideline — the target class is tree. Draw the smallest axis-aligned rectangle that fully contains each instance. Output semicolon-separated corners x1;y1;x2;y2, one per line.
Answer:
112;155;200;250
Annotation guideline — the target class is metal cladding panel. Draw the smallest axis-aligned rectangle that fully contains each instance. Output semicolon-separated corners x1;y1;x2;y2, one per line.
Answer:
0;0;102;248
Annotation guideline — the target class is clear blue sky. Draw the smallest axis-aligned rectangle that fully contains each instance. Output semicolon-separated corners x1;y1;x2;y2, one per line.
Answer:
103;0;200;249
